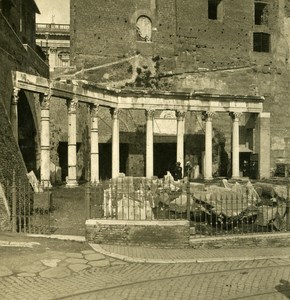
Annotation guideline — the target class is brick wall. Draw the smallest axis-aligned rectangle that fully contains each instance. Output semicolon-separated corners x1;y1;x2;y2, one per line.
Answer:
86;219;190;248
190;233;290;249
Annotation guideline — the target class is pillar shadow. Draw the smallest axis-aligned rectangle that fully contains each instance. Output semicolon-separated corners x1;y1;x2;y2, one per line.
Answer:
275;279;290;299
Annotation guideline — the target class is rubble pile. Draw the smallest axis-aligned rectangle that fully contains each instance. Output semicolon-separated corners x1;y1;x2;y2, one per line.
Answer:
101;174;289;231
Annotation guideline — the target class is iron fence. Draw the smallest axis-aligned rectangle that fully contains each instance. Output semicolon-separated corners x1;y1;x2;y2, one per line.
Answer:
4;172;54;234
86;177;290;237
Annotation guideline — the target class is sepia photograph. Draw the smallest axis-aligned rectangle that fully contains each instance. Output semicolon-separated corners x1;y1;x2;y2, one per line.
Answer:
1;0;290;299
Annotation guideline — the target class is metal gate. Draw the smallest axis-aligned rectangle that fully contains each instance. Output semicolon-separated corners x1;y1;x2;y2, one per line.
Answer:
5;173;55;234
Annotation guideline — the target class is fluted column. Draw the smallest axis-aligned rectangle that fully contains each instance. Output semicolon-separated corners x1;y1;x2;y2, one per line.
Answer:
146;110;155;178
11;87;20;141
66;97;78;187
230;112;242;179
111;108;120;179
90;104;99;184
203;111;215;180
40;92;51;188
176;111;186;176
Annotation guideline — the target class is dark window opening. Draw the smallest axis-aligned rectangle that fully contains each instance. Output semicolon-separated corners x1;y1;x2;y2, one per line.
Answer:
208;0;223;20
253;32;270;52
255;2;268;25
1;0;15;18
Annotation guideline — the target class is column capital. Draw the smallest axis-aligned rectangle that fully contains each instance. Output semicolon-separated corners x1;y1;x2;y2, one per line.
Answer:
176;110;186;121
12;87;20;104
67;96;79;114
110;108;120;119
202;111;215;121
90;104;99;117
146;109;155;120
40;91;52;110
229;112;243;121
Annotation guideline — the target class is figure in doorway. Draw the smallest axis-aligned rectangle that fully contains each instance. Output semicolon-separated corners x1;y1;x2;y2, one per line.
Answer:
184;161;192;179
173;162;182;181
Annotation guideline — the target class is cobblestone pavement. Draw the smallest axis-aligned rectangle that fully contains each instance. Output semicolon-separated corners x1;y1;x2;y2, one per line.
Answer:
1;254;290;299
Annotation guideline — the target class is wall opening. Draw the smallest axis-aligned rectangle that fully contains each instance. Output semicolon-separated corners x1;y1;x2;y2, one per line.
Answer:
18;91;37;174
253;32;270;52
136;16;152;42
208;0;223;20
255;2;268;25
154;143;176;178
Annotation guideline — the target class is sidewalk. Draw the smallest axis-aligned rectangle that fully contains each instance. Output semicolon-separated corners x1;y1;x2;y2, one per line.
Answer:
90;243;290;263
1;232;290;266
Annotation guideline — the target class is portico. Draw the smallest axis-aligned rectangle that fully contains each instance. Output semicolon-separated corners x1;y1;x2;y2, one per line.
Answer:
12;71;268;186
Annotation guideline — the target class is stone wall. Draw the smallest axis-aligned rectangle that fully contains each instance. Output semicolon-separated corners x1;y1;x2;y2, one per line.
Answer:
86;219;190;248
68;0;290;174
190;233;290;249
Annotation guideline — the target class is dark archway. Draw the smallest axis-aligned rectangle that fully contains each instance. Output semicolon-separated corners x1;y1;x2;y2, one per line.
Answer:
18;91;38;174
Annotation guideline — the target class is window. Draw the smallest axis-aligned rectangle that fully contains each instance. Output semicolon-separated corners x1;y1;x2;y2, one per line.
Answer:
253;32;270;52
208;0;223;20
255;2;268;25
1;0;14;18
136;16;152;42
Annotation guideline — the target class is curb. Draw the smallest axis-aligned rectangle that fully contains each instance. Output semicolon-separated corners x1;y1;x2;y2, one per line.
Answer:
27;234;86;242
0;240;40;248
89;243;290;264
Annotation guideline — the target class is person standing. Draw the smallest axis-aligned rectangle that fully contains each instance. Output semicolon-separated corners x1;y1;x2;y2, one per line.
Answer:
184;161;192;179
173;162;182;181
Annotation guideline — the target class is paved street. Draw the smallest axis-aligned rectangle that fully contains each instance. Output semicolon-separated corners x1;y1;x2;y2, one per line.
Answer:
1;234;290;299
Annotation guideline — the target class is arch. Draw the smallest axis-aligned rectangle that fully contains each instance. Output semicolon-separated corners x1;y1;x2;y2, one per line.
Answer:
17;91;39;175
136;16;152;42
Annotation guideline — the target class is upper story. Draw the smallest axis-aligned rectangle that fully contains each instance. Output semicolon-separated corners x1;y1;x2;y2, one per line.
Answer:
36;23;70;74
70;0;290;73
0;0;40;47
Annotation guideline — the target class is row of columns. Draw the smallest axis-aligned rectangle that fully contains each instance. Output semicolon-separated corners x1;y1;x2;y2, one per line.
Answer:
11;88;246;186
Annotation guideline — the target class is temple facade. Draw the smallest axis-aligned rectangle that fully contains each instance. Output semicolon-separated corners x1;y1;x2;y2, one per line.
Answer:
5;0;290;187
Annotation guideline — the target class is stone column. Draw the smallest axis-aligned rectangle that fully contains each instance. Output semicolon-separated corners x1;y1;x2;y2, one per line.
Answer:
230;112;242;179
203;111;215;180
40;92;51;188
66;97;78;187
111;108;120;179
90;104;99;184
11;87;20;141
257;112;271;179
176;111;186;176
146;110;155;178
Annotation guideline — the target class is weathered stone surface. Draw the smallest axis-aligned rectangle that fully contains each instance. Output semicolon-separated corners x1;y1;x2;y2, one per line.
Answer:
89;260;110;268
17;273;36;277
41;259;61;268
65;258;87;264
66;253;83;258
39;267;71;278
68;264;90;272
84;253;106;261
81;250;96;255
19;262;47;273
0;266;13;277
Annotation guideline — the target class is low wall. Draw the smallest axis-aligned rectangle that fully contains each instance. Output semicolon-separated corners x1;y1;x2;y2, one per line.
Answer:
86;219;190;248
190;233;290;249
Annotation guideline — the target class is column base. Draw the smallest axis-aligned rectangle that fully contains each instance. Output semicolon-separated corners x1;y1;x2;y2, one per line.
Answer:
66;180;79;188
231;176;240;180
204;177;213;181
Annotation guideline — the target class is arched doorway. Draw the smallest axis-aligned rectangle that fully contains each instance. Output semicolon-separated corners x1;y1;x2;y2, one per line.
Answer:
18;91;38;175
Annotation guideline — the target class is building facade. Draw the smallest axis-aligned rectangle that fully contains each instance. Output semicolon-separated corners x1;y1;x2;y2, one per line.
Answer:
36;22;70;75
0;0;48;187
61;0;290;180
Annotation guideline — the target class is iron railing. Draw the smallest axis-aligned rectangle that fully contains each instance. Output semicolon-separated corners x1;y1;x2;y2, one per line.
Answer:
4;172;53;234
86;177;290;237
